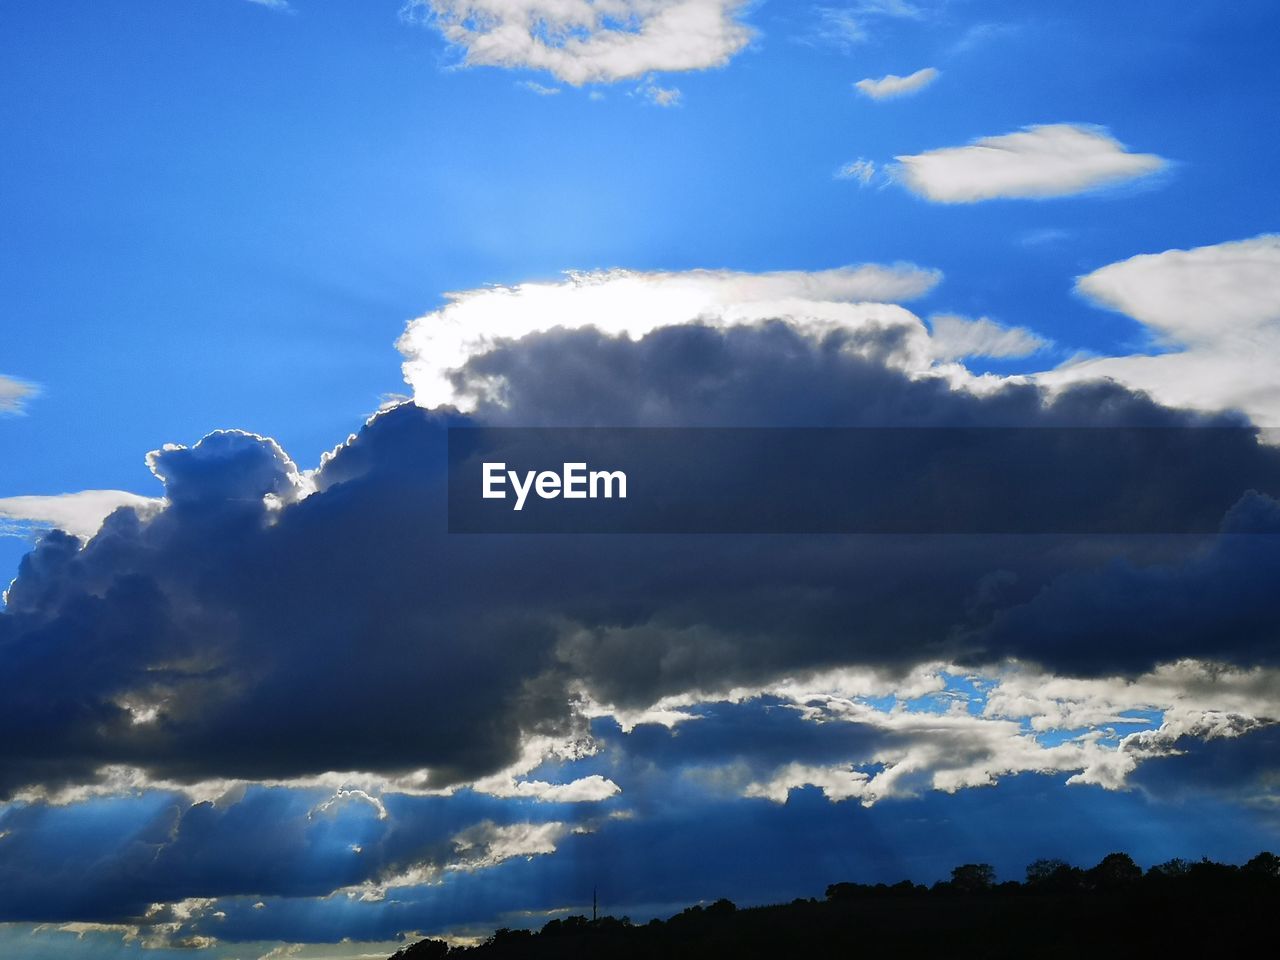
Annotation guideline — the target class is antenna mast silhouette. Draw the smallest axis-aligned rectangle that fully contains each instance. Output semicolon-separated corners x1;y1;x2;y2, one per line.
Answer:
592;885;598;922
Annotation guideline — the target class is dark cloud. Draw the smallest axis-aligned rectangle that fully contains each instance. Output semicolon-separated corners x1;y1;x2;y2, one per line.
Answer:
455;321;1238;428
0;778;612;925
1;321;1277;805
1128;724;1280;815
6;704;1274;944
46;771;1277;947
973;492;1280;674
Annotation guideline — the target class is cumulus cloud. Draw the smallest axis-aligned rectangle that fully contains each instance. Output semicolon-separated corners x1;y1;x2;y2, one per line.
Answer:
854;66;938;100
0;491;164;542
0;374;37;414
1041;235;1280;427
397;264;942;408
928;314;1049;361
401;0;755;85
6;320;1267;802
4;266;1280;939
893;124;1167;203
971;490;1280;676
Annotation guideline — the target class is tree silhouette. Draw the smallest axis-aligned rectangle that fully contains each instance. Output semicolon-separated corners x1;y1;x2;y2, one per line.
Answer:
949;863;996;893
387;850;1280;959
1244;851;1280;879
1089;852;1142;890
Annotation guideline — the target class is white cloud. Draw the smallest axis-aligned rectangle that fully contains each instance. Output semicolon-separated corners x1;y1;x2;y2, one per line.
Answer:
742;658;1280;805
984;660;1280;740
345;819;583;903
450;820;573;869
0;375;37;414
894;124;1166;203
854;66;938;100
0;491;164;541
929;314;1049;360
518;80;561;95
640;79;682;106
397;264;944;409
1040;235;1280;426
244;0;293;11
489;774;621;802
809;1;924;48
743;705;1126;805
309;788;389;821
14;730;617;808
835;158;876;184
402;1;755;85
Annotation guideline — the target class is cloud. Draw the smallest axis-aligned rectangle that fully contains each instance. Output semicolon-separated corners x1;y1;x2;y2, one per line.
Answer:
848;0;924;14
610;658;1280;805
518;80;561;95
835;158;876;184
397;264;942;409
244;0;293;11
1041;235;1280;427
1;661;1272;937
1018;227;1072;247
1129;724;1280;812
0;374;37;415
401;1;755;85
450;820;573;870
0;491;165;542
893;124;1167;203
971;491;1280;676
2;274;1276;812
0;324;1256;799
808;1;925;48
855;66;939;100
928;314;1049;361
639;79;682;106
949;21;1018;55
4;267;1280;939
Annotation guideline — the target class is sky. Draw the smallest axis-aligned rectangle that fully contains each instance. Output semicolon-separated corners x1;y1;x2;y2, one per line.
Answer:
1;0;1279;956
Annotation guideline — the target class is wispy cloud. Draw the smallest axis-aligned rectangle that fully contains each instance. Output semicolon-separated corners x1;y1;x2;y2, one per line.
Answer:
1017;227;1073;247
928;314;1050;361
855;66;939;99
949;21;1018;54
244;0;294;12
0;491;165;541
519;80;562;96
835;158;876;184
808;1;926;48
0;374;37;415
893;124;1167;203
640;79;683;107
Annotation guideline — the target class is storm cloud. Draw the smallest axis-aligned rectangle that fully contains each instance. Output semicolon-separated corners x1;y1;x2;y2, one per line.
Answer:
2;320;1277;813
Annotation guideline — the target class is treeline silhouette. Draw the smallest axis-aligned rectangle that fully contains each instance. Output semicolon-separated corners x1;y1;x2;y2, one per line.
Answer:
390;851;1280;959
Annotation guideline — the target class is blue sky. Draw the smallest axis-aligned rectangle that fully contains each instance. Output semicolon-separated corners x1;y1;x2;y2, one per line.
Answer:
2;1;1280;956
